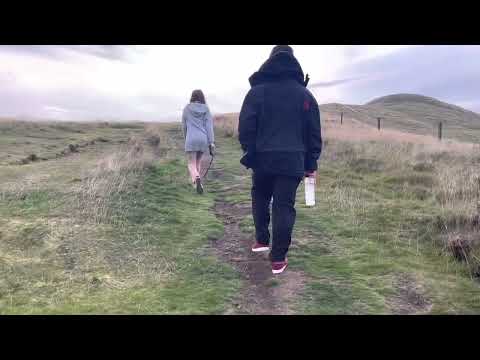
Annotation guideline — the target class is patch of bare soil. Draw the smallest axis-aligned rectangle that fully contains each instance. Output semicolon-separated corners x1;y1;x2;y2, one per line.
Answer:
212;200;306;315
386;273;433;315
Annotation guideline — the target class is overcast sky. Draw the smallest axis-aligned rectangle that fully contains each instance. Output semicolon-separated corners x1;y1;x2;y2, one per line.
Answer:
1;45;479;121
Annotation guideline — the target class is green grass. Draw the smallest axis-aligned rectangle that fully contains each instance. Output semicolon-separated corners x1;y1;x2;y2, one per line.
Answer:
3;120;480;314
0;120;143;165
211;131;480;314
0;122;241;314
291;166;480;313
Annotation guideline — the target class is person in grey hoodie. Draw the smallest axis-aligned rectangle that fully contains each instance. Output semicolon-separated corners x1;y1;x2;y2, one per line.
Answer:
182;89;215;194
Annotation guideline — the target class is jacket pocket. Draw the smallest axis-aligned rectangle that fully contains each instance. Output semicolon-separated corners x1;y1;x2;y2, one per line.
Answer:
240;152;256;169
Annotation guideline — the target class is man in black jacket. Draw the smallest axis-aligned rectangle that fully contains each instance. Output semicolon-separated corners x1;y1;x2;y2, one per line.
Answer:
238;45;322;274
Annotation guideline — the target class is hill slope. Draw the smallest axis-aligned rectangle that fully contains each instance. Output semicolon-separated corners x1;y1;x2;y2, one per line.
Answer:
320;94;480;143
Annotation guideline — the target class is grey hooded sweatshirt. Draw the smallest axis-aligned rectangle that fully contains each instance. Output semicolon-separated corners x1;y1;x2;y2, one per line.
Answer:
182;102;215;152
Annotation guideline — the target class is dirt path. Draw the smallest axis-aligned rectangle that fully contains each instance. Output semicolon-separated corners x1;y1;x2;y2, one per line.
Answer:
205;160;306;315
200;143;438;315
386;273;433;315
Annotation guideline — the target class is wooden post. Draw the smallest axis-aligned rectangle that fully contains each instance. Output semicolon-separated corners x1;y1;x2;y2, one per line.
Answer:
438;122;442;140
340;112;343;125
377;117;381;131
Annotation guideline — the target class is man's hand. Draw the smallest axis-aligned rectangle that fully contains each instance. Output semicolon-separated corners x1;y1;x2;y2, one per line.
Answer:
209;144;216;157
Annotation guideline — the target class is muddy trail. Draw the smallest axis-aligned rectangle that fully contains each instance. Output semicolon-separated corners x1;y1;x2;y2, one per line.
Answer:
200;152;435;315
203;159;306;315
211;196;433;315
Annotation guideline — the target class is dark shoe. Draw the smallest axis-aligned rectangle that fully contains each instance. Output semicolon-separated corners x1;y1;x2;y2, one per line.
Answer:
251;242;269;253
195;177;204;194
272;258;288;274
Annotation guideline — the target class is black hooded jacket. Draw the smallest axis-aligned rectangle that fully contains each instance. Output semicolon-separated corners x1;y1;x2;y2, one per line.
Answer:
238;52;322;177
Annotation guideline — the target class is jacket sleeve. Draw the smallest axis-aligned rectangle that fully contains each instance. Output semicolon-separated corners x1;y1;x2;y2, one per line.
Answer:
182;108;187;141
238;87;261;153
304;95;322;172
206;109;215;145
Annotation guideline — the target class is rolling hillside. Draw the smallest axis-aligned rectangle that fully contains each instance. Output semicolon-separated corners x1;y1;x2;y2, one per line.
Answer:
320;94;480;143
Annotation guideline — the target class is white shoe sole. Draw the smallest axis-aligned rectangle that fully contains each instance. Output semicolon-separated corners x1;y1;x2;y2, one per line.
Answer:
272;264;288;274
252;246;269;253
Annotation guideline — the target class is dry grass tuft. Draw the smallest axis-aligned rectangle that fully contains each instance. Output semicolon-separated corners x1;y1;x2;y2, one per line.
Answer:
323;121;480;271
77;135;154;223
444;232;480;278
214;110;480;270
214;113;238;138
447;234;473;262
0;173;45;202
144;123;179;157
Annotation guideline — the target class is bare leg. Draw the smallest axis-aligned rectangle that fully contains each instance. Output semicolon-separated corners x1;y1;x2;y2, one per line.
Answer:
187;152;200;183
196;151;203;177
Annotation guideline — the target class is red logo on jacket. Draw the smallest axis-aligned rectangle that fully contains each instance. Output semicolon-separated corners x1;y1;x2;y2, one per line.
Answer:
303;100;310;111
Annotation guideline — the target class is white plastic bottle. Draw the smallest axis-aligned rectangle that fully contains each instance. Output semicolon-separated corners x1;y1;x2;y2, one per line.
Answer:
305;176;316;207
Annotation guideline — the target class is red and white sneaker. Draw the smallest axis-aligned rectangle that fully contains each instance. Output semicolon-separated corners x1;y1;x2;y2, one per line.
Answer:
251;243;269;253
272;259;288;274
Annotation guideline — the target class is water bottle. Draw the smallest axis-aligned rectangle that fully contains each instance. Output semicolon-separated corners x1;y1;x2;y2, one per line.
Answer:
305;176;316;207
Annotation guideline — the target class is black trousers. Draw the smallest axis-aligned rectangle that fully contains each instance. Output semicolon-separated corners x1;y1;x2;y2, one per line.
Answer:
251;171;302;262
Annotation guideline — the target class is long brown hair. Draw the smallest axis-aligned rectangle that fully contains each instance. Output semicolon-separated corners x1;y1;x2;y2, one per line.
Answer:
190;89;206;104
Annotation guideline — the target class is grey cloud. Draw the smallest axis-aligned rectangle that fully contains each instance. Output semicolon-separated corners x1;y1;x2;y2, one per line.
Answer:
0;45;66;60
205;93;242;113
2;45;480;121
334;45;480;112
0;64;227;121
309;76;366;89
0;82;242;122
0;71;15;84
0;45;135;63
0;81;183;122
61;45;135;62
342;46;368;61
0;85;44;119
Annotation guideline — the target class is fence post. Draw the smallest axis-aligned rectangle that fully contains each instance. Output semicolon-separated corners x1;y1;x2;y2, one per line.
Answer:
377;117;381;131
340;112;343;125
438;122;442;140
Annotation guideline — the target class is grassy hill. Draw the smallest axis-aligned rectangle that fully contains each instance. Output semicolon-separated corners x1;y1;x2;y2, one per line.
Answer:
2;117;480;314
320;94;480;143
0;121;241;314
0;120;145;166
3;93;480;314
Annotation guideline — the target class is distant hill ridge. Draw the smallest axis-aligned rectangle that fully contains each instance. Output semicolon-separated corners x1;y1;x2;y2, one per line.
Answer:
217;94;480;143
320;93;480;143
367;94;480;116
